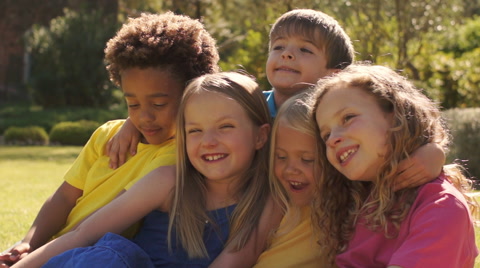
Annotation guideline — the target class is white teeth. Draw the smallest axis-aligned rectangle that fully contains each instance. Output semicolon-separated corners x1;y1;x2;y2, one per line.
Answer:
340;149;356;162
290;181;302;186
205;154;224;161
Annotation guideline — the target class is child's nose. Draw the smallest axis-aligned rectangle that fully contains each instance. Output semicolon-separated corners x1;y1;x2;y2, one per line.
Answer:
281;49;295;60
285;159;300;174
201;130;218;147
140;108;155;122
326;129;344;147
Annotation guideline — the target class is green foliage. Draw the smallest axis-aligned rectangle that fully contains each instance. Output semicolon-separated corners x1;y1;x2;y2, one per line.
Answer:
4;126;49;145
220;29;270;90
0;101;127;135
444;108;480;181
25;8;118;108
49;120;101;146
415;17;480;108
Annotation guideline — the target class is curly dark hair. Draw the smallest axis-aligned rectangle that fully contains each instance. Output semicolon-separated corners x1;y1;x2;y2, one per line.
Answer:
104;12;219;86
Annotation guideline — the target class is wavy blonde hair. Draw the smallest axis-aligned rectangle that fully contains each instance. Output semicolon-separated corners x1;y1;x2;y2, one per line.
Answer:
311;64;477;265
169;72;272;258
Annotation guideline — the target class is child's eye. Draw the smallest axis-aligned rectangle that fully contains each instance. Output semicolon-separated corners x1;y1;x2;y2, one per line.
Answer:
272;45;284;51
300;48;313;54
321;132;330;142
302;158;314;163
275;153;287;160
127;104;139;108
220;124;234;129
187;128;201;134
343;114;356;123
154;103;166;107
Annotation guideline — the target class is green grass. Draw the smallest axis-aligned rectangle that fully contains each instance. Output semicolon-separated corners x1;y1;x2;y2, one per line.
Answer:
0;145;82;250
0;145;479;267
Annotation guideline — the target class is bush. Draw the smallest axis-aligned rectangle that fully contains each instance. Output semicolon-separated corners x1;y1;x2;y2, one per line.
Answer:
4;126;49;145
49;120;100;145
0;101;127;135
25;8;118;108
443;108;480;183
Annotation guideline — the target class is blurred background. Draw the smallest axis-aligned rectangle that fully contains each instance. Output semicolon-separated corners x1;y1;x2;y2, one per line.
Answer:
0;0;479;179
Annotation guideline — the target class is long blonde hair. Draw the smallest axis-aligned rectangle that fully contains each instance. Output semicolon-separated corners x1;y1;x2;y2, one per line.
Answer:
169;72;272;258
311;64;477;265
269;89;317;232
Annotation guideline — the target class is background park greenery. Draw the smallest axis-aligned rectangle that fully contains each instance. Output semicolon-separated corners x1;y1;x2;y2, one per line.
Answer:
1;0;479;178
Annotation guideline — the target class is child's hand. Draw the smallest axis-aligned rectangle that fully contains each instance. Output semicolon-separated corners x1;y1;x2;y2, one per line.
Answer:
394;143;445;191
105;118;141;169
0;242;30;267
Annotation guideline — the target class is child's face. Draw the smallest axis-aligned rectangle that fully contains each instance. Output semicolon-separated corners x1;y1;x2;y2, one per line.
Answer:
121;68;183;145
315;86;393;182
267;35;334;96
274;122;316;207
184;91;266;186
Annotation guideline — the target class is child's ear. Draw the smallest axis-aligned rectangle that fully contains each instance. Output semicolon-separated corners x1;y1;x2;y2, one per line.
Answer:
255;124;271;150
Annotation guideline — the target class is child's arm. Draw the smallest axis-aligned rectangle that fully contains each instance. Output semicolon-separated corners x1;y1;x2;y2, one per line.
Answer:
12;165;176;268
0;182;82;267
105;117;141;169
394;142;445;191
209;196;283;268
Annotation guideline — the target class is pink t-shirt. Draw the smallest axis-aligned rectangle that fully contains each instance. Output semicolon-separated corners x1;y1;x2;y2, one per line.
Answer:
336;174;478;268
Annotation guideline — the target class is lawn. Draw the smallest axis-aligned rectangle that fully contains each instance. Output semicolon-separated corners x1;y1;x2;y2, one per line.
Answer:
0;145;479;267
0;146;82;251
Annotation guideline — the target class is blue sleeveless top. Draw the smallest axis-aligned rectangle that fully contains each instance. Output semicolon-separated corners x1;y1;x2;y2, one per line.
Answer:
133;204;237;267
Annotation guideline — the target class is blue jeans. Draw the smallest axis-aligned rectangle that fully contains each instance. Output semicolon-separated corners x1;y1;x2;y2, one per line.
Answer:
42;233;155;268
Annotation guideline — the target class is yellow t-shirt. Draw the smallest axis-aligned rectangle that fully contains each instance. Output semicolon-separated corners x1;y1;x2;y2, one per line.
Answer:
53;120;176;239
254;206;325;268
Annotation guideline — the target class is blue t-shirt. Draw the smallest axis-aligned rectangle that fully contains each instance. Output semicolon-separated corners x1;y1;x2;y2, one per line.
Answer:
264;90;277;118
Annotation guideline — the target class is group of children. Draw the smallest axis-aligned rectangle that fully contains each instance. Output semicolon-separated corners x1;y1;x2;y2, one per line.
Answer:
1;8;478;268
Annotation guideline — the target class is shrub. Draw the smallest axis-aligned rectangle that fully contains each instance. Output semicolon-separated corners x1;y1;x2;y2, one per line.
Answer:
49;120;100;145
4;126;49;145
25;8;118;108
443;108;480;185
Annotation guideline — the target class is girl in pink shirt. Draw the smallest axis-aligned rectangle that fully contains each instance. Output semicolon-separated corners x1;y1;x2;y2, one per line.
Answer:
312;64;478;268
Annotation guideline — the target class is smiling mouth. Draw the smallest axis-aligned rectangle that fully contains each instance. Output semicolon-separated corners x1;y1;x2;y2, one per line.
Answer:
203;154;227;161
275;67;299;73
289;181;308;191
339;148;357;163
141;128;161;136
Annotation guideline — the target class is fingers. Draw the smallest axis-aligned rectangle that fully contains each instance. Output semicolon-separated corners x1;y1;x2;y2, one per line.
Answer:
105;138;113;155
394;158;432;191
130;135;139;157
109;146;120;170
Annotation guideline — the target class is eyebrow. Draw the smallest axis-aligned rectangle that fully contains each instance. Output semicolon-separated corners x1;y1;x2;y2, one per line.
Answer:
123;92;169;98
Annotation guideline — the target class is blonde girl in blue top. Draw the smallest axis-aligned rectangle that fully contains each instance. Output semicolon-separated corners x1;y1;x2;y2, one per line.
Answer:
12;72;278;268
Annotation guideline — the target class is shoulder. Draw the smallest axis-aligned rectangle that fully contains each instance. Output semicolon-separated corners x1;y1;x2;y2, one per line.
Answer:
412;174;473;222
90;119;127;143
